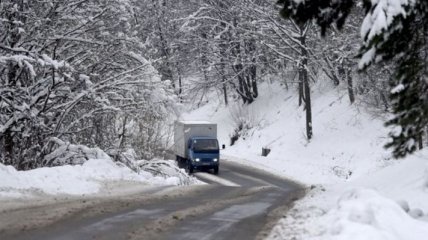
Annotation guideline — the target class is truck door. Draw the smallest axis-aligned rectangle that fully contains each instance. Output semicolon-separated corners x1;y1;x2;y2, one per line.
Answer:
187;139;193;159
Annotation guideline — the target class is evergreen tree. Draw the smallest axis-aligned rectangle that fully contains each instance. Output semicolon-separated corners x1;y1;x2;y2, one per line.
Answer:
278;0;428;158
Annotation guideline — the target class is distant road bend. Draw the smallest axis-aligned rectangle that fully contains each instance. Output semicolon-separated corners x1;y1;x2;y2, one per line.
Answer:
0;159;305;240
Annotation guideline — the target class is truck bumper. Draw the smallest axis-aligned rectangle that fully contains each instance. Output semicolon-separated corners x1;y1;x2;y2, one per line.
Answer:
191;161;219;169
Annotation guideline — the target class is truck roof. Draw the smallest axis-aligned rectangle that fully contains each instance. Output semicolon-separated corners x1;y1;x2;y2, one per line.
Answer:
190;136;218;140
178;120;214;124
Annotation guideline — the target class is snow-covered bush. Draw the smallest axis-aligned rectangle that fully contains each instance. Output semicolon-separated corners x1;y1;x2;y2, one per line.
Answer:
0;1;177;169
229;103;259;145
41;140;198;186
138;159;199;186
43;138;111;167
108;148;141;173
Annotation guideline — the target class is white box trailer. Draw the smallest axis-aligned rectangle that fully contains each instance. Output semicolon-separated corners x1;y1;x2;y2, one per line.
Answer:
174;121;217;160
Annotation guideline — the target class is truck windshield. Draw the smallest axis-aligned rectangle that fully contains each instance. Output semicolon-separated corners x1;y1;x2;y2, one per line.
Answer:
192;139;219;152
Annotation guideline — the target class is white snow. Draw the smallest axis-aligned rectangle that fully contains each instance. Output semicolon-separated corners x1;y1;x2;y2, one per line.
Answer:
41;54;67;69
0;158;196;198
391;83;405;94
360;0;415;40
181;80;428;240
193;172;240;187
324;188;428;240
359;0;417;68
267;150;428;240
359;47;376;68
182;81;389;185
2;69;427;239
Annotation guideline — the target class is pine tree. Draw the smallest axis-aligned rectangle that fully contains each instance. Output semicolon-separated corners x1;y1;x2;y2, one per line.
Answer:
278;0;428;158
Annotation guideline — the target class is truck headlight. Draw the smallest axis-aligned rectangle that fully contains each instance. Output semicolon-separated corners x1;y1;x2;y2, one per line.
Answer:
213;158;218;162
195;158;200;162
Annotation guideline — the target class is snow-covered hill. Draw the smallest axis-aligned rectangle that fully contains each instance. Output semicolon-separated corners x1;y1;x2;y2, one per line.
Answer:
182;81;391;184
180;80;428;239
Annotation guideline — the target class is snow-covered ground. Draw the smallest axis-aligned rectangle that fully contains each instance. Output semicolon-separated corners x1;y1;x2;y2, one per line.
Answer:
2;77;427;239
0;157;199;199
268;150;428;240
180;80;428;239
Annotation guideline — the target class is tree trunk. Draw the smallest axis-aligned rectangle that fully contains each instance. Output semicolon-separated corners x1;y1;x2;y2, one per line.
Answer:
243;75;254;104
116;116;128;162
346;63;355;104
418;132;423;150
304;72;313;140
219;53;228;106
250;63;258;98
298;78;303;106
3;60;19;165
230;18;256;104
299;25;312;140
155;0;174;88
380;81;389;111
235;62;247;104
248;39;258;98
426;127;428;146
232;39;253;104
178;74;183;102
223;81;228;106
219;14;229;106
3;129;14;166
200;32;210;85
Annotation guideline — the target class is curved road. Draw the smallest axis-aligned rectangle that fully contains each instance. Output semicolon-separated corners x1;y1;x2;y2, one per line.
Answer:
0;160;304;240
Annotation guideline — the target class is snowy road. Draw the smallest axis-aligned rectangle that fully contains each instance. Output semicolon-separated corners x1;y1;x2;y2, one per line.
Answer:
0;160;303;240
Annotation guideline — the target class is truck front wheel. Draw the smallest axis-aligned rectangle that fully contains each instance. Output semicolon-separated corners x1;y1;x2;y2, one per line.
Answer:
187;161;194;174
213;166;219;175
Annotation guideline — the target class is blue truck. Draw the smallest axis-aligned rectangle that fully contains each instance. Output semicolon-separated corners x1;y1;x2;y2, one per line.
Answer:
174;121;219;174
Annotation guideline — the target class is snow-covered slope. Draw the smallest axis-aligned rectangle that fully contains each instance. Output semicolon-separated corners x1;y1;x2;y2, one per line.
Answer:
182;81;391;185
181;80;428;239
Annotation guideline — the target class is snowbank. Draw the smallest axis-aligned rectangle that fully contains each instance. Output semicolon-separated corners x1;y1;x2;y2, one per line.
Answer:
325;188;428;240
0;158;197;197
269;186;428;240
268;149;428;240
352;151;428;211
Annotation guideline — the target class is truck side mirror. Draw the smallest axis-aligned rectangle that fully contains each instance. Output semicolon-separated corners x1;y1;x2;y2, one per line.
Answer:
222;144;225;149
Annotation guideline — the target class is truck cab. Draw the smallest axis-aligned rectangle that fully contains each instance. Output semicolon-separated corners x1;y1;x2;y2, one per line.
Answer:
187;137;219;174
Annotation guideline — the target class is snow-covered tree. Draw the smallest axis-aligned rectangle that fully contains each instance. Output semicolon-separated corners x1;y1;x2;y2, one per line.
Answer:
180;0;263;105
0;0;175;169
278;0;428;157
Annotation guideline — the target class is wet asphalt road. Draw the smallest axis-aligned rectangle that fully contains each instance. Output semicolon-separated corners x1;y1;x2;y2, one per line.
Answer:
2;160;304;240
